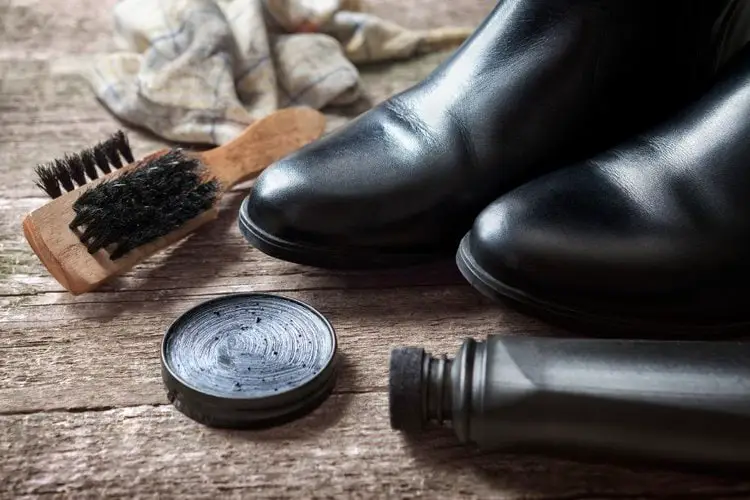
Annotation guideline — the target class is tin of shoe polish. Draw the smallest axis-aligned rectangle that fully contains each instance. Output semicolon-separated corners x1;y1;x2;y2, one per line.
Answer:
161;293;337;428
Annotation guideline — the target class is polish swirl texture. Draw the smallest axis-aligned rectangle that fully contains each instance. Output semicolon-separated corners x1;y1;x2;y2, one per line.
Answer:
163;294;335;400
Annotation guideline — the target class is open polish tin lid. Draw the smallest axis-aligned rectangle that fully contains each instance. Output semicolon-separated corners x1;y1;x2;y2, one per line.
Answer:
161;293;338;428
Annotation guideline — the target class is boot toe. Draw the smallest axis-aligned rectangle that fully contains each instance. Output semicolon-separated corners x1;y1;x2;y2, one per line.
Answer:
464;168;722;300
464;187;591;297
239;101;470;267
244;154;323;243
241;142;374;251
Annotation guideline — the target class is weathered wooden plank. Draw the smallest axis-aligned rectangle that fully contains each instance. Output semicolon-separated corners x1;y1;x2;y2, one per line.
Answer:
8;0;744;498
3;396;750;499
366;0;494;31
0;0;117;58
0;284;550;414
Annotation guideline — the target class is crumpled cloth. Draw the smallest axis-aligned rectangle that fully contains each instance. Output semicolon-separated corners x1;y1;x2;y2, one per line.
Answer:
84;0;472;145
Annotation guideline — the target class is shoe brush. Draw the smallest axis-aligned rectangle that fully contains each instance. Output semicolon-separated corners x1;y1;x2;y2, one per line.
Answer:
23;107;326;295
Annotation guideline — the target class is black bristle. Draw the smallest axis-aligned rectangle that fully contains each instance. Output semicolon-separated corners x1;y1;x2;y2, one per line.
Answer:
52;159;75;192
32;130;135;199
70;149;219;260
113;130;134;164
70;209;96;234
93;145;112;174
85;228;116;255
64;154;87;186
80;149;99;180
101;136;123;169
33;163;62;198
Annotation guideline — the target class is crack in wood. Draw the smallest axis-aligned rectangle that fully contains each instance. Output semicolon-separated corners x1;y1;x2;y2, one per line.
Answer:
0;281;469;303
0;403;168;417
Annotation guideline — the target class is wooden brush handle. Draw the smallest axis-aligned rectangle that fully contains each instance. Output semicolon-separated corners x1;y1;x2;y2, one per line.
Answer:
202;107;327;188
23;207;219;294
23;107;327;295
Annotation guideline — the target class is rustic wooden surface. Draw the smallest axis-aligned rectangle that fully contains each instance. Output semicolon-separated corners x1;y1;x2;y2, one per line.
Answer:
4;0;750;498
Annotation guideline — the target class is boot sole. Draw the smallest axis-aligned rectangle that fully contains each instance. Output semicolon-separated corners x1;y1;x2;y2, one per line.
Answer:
456;234;750;337
238;197;440;269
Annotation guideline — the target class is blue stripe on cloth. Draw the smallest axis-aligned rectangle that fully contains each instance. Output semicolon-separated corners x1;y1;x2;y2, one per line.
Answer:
158;0;180;55
236;56;270;82
209;51;235;144
353;22;371;61
286;67;353;105
148;7;225;57
149;27;185;48
94;67;121;102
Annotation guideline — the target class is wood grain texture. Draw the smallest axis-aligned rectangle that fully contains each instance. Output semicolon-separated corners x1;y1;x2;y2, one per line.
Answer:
1;280;546;414
4;0;750;498
4;399;750;499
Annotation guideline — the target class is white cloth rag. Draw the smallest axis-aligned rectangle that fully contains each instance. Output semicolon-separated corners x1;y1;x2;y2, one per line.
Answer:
85;0;472;145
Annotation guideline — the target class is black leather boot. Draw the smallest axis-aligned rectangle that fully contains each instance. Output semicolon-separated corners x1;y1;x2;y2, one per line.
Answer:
240;0;750;269
457;42;750;336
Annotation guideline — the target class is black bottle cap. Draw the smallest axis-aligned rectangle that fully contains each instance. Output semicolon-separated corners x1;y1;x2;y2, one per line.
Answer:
161;293;337;429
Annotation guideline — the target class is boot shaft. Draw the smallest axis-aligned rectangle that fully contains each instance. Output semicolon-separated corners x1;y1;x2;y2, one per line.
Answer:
418;0;750;174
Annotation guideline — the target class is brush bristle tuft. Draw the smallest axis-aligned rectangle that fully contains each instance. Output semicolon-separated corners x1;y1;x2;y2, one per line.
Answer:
34;164;63;199
64;154;87;187
114;130;135;163
80;149;99;180
33;130;135;198
52;159;75;192
70;149;220;260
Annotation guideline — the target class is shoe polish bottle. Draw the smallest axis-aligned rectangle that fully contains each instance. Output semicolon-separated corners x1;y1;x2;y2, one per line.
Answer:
389;335;750;468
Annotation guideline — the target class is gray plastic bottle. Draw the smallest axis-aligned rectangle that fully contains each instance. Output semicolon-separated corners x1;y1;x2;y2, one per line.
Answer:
389;335;750;468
